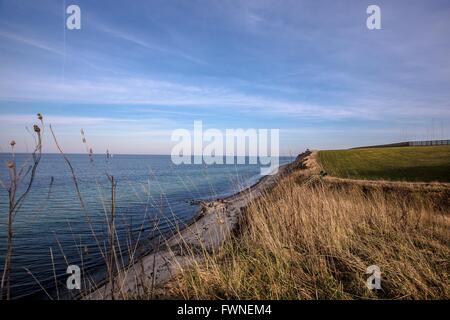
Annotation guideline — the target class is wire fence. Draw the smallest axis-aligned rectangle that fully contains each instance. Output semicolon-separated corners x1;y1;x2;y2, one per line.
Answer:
409;139;450;146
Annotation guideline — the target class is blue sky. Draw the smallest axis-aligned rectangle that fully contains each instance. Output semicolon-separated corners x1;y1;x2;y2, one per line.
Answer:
0;0;449;155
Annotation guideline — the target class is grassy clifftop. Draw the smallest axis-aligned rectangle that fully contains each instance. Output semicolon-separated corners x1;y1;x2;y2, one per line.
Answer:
163;172;449;299
152;153;450;300
318;145;450;182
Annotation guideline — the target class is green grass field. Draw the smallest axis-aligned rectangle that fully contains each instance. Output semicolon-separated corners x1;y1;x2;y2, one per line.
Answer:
318;145;450;182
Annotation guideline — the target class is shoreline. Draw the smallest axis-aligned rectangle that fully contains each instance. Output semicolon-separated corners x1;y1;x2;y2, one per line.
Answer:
85;153;308;299
85;152;310;300
82;149;449;299
84;150;449;299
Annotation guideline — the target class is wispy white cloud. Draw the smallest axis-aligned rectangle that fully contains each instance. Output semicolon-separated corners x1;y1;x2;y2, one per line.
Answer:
0;30;64;56
0;74;370;120
2;72;449;122
94;21;208;65
1;0;449;153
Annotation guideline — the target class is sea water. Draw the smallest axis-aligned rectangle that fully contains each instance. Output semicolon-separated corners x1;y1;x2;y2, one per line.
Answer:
0;153;292;299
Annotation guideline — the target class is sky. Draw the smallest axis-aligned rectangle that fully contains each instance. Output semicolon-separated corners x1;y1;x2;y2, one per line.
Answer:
0;0;449;155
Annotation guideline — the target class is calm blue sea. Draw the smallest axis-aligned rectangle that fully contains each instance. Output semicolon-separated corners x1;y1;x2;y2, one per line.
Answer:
0;153;292;299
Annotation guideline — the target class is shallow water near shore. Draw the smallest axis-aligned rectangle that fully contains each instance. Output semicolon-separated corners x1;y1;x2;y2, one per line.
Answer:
0;153;292;299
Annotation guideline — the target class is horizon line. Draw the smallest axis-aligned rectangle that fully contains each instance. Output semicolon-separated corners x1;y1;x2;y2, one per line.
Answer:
0;152;298;157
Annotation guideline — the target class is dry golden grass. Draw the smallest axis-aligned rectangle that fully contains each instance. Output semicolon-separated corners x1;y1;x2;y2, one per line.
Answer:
166;174;450;300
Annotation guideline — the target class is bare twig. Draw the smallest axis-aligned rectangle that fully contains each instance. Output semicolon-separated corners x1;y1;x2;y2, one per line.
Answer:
1;114;43;300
